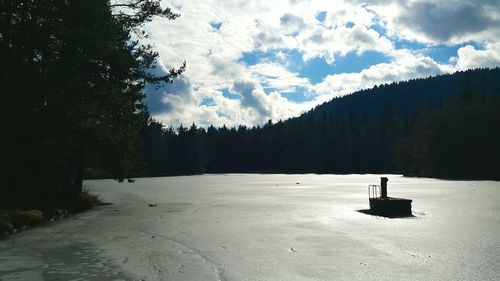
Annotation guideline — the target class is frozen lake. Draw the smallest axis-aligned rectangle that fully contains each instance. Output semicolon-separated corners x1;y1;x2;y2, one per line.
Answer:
1;174;499;280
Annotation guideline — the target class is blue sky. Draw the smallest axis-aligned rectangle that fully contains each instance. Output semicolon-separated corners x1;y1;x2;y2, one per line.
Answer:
144;0;500;128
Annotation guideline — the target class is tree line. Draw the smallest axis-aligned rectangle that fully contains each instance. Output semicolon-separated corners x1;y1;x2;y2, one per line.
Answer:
138;68;500;180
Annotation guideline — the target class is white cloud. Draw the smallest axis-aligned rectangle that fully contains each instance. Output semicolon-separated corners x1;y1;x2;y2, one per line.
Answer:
151;76;314;128
367;0;500;45
141;0;499;128
314;51;454;98
232;81;271;116
455;43;500;70
297;24;394;63
248;63;312;93
322;2;376;28
280;13;306;34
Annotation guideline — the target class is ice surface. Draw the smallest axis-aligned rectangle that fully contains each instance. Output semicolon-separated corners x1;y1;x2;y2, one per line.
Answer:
1;174;499;280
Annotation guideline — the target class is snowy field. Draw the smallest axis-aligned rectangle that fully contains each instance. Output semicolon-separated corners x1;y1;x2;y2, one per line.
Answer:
1;174;499;281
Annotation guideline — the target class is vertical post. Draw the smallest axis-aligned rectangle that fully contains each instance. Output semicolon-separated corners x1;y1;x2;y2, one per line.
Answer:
381;177;388;198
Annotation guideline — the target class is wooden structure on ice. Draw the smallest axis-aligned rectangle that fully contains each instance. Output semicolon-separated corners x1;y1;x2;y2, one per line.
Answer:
368;177;412;216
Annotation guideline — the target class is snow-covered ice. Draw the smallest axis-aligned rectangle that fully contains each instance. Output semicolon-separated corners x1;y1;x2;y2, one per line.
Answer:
1;174;499;280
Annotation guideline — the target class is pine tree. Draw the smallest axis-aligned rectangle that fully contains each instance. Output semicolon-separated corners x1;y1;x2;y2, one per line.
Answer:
1;0;184;207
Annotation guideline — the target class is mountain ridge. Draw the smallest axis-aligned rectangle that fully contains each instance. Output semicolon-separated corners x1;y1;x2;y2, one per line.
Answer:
295;67;500;122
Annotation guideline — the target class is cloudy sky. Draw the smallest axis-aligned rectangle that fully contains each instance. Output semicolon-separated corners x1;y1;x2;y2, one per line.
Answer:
142;0;500;128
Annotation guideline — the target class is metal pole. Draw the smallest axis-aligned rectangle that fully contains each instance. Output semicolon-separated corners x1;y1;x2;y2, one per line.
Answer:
381;177;388;198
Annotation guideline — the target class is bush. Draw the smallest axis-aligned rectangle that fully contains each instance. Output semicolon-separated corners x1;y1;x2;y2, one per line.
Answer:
9;209;44;228
0;192;100;238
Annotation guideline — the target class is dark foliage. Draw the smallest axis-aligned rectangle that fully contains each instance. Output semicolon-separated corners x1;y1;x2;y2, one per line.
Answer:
141;68;500;180
394;94;500;179
1;0;184;208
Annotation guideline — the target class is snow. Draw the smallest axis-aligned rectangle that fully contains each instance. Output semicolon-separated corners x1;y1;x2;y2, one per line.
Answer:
1;174;499;280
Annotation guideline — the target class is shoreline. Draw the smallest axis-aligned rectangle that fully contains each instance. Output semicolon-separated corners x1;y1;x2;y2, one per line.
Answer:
0;191;99;239
1;174;499;280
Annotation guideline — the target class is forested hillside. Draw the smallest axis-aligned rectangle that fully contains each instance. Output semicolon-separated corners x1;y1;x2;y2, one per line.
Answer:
135;68;500;180
310;67;500;119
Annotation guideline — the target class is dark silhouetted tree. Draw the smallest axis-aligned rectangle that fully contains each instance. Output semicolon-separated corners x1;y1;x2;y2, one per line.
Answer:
1;0;184;207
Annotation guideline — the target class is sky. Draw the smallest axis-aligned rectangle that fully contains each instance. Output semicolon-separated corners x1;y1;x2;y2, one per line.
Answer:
142;0;500;128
